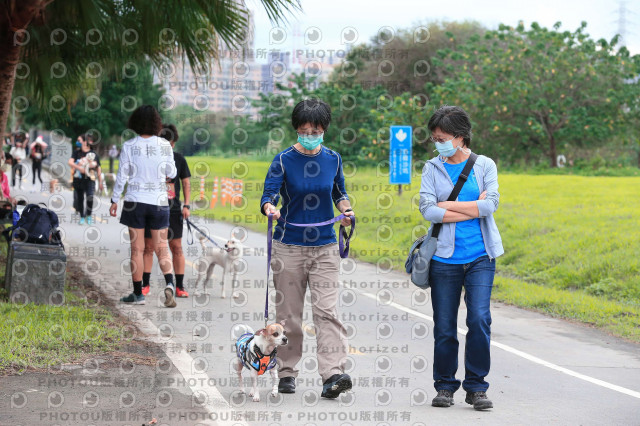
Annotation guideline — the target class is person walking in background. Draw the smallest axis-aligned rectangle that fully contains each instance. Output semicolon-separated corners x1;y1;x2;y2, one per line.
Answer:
71;135;83;214
29;135;47;192
419;105;504;411
68;134;104;224
10;133;26;189
141;124;191;298
108;144;119;174
260;99;355;399
109;105;177;308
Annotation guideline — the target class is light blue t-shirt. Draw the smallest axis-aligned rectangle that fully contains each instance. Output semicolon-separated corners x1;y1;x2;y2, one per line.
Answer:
433;159;488;264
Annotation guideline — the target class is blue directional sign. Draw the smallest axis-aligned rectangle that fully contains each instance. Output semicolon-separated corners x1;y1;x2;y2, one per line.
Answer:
389;125;412;184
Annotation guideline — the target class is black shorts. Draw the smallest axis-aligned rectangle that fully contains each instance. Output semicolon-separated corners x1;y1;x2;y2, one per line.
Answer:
120;201;169;230
144;209;183;240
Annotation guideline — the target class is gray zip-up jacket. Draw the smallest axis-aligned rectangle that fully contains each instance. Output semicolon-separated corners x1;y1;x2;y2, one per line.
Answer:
419;154;504;259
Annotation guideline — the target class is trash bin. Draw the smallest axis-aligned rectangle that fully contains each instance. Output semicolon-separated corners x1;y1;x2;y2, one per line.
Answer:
3;241;66;305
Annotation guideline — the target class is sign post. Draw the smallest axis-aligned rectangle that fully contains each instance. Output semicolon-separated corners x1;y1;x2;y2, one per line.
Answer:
389;125;412;195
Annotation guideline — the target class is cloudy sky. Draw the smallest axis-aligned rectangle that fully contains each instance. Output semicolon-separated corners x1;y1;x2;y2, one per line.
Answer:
247;0;638;62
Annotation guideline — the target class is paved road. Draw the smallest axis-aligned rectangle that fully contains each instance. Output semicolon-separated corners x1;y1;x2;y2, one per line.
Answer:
7;169;640;425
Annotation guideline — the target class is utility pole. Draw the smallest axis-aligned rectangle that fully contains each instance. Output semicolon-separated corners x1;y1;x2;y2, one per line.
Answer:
617;1;629;46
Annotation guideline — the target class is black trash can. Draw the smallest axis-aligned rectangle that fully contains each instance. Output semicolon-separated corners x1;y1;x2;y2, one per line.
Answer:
3;241;67;305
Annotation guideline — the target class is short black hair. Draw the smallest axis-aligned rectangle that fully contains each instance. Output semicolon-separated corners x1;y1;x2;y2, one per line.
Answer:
291;99;331;131
428;105;473;147
127;105;162;136
160;123;179;143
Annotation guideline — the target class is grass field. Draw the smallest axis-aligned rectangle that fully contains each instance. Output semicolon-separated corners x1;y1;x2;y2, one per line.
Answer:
185;156;640;341
0;243;124;372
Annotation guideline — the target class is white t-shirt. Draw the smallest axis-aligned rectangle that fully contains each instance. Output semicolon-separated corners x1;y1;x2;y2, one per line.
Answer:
10;146;26;161
111;136;177;206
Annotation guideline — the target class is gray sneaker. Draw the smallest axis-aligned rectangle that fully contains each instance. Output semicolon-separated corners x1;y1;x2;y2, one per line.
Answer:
465;391;493;410
164;284;176;308
432;389;455;407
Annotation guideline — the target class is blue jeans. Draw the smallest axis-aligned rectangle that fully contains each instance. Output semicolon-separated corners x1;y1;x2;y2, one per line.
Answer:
430;255;495;393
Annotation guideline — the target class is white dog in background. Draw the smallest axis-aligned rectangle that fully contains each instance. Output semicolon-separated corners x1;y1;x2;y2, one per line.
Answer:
80;152;98;181
194;236;242;298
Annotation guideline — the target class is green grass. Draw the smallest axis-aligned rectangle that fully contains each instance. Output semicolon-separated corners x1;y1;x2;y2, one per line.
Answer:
0;244;124;372
186;156;640;341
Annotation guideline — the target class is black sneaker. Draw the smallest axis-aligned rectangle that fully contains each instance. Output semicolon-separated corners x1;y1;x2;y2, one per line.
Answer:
120;293;145;305
465;391;493;410
278;376;296;394
321;373;352;399
432;389;455;407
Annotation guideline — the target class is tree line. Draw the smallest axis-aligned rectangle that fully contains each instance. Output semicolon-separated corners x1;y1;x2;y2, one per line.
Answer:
10;17;640;169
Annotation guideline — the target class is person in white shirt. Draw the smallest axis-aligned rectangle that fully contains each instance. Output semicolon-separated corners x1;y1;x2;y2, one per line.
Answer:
109;105;178;307
9;133;27;189
108;144;119;173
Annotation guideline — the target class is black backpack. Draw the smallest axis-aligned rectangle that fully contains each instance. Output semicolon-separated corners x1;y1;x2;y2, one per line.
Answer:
3;203;62;245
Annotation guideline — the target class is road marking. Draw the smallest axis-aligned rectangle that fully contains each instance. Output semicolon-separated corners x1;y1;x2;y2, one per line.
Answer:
113;290;247;426
355;289;640;400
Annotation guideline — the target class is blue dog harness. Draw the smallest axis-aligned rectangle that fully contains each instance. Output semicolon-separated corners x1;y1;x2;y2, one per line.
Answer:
236;333;277;376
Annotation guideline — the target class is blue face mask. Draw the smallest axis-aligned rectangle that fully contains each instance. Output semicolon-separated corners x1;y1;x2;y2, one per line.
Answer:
434;139;457;157
297;133;323;150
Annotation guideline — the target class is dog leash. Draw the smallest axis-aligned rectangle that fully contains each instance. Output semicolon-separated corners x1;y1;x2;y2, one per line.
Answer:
185;218;228;251
265;213;356;326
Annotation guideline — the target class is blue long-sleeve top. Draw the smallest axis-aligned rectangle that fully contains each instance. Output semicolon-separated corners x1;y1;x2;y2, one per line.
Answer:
260;145;349;246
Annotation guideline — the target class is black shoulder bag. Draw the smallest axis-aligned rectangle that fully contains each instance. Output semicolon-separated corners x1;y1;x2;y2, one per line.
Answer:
405;153;478;289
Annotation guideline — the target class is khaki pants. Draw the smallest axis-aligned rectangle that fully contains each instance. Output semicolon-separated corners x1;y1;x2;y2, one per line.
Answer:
271;240;348;382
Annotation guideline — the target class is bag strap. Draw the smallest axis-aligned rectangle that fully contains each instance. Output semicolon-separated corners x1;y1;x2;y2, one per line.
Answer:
431;152;478;239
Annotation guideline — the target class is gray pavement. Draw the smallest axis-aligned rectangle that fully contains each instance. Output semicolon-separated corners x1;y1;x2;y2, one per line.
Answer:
2;166;640;425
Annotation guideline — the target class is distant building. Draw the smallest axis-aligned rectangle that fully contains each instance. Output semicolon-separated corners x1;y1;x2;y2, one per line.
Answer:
155;13;344;116
155;11;264;117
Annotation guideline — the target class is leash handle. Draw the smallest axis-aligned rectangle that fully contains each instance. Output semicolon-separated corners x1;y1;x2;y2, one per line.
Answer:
282;213;356;259
186;219;194;245
339;215;355;259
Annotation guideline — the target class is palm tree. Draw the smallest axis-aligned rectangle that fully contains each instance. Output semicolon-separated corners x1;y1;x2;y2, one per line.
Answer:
0;0;300;140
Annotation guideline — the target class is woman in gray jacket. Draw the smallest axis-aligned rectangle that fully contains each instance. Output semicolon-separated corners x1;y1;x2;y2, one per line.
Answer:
419;105;503;411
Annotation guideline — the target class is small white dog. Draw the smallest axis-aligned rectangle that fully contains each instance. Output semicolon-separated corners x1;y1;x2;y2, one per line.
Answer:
194;236;242;298
233;322;288;401
80;152;98;181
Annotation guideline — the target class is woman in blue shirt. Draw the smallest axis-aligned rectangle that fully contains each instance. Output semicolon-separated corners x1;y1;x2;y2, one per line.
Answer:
419;105;504;411
260;99;354;399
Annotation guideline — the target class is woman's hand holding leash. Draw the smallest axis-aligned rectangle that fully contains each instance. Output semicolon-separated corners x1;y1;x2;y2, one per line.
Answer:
263;203;281;220
341;209;354;227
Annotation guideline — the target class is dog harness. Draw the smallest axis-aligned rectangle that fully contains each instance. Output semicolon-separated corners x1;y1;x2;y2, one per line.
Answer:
236;333;277;376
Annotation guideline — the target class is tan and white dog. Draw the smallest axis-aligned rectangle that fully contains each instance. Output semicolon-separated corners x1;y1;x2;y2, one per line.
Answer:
194;236;242;298
233;323;288;401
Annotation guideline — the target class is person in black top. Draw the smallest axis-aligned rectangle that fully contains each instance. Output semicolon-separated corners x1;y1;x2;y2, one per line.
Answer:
30;136;47;192
141;124;192;297
67;134;105;225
